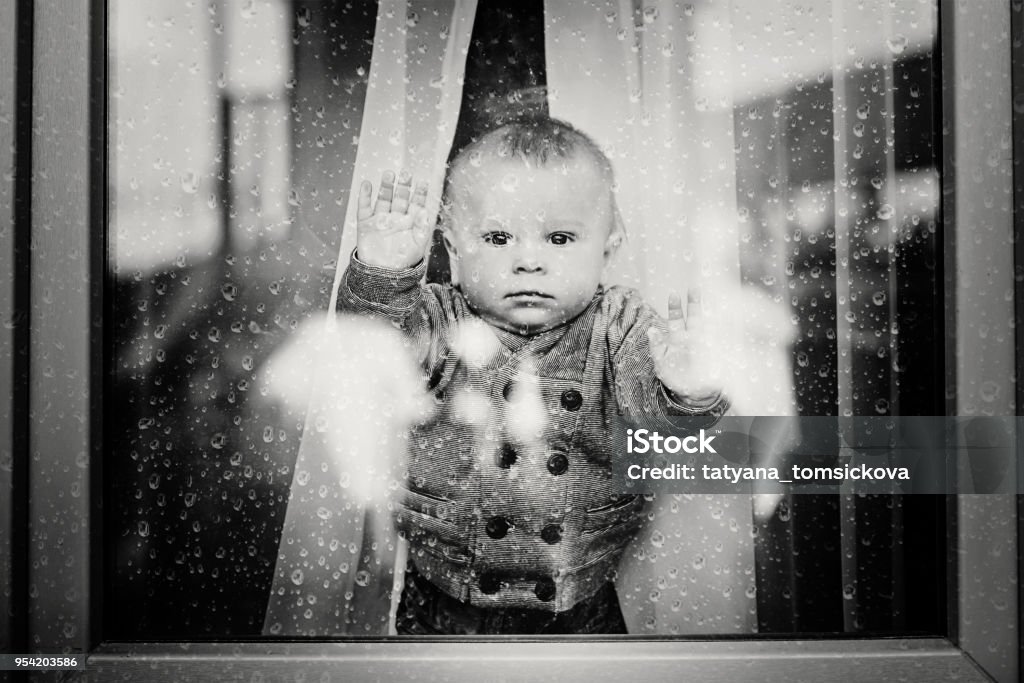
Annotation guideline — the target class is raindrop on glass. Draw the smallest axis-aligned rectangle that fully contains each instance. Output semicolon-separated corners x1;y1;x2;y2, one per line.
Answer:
887;34;908;55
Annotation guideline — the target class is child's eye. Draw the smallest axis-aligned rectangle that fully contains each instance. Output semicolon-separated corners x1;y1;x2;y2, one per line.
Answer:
483;232;512;246
548;232;576;246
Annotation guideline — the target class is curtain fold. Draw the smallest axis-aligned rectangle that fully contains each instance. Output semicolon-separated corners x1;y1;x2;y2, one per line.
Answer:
264;0;476;636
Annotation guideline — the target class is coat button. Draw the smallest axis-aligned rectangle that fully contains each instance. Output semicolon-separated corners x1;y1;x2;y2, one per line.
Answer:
546;452;569;476
502;381;514;401
534;577;556;602
486;516;510;539
560;389;583;411
497;443;518;468
479;573;502;594
540;524;562;544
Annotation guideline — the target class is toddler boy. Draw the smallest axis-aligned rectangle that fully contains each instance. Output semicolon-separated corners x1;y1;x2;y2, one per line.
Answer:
337;117;727;634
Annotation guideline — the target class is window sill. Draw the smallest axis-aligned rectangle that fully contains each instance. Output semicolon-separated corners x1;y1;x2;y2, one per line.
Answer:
80;637;992;682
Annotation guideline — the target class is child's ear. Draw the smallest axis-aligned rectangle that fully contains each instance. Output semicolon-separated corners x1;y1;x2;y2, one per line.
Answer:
603;201;626;261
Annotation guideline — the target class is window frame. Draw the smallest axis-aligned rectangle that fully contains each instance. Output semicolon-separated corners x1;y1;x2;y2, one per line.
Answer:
5;0;1018;681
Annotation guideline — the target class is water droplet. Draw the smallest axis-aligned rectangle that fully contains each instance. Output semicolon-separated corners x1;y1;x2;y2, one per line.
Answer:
501;173;519;192
875;398;890;414
406;10;419;27
650;530;665;548
180;171;199;194
210;433;227;450
148;473;161;489
692;554;706;570
220;283;237;301
263;426;275;443
887;34;908;55
354;570;371;587
291;569;305;586
856;103;871;120
877;204;895;220
208;327;222;342
316;506;332;520
980;381;1001;403
296;7;311;27
872;291;887;306
843;583;856;599
137;520;150;537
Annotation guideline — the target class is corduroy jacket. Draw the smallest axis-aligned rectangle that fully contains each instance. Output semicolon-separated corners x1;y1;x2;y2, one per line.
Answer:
337;253;727;612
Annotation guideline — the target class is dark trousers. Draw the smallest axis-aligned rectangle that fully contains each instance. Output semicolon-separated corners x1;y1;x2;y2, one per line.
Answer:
396;563;628;635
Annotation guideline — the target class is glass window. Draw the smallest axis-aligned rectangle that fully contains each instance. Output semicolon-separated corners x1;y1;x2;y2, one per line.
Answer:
106;0;948;639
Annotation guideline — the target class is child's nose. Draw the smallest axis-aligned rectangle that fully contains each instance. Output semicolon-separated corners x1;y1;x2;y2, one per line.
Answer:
512;244;546;274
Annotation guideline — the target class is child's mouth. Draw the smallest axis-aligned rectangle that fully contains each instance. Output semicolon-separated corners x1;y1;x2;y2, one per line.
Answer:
505;291;554;301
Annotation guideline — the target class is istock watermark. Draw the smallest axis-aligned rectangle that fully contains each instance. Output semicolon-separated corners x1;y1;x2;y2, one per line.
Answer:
626;428;718;454
610;416;1020;495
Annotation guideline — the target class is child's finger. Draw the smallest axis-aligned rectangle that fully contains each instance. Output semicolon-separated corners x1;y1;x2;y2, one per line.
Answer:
411;181;428;210
357;180;373;221
392;171;413;214
685;287;703;333
667;291;684;321
374;170;395;214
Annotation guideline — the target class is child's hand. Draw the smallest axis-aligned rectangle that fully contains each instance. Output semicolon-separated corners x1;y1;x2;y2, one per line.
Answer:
356;170;433;270
648;289;723;402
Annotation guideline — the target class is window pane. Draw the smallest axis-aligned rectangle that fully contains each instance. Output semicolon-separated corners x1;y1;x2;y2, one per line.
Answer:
107;0;943;638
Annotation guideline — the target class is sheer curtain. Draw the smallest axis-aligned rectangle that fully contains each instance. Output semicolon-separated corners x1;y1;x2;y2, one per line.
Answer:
545;0;937;634
263;0;477;636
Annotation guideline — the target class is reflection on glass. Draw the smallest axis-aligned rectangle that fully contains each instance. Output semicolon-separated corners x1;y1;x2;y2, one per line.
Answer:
108;0;943;638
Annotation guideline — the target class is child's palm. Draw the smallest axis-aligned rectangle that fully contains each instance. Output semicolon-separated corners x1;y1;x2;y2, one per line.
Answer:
649;290;722;400
356;171;432;270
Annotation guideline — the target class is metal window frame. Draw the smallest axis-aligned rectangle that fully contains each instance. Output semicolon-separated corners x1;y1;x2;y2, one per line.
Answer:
3;0;1018;681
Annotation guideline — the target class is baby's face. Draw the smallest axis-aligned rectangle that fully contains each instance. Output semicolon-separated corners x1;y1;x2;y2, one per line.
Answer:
445;154;615;335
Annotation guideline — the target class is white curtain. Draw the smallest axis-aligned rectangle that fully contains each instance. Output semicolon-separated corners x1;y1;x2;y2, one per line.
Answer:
263;0;477;636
